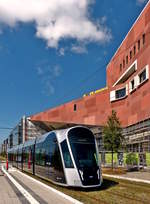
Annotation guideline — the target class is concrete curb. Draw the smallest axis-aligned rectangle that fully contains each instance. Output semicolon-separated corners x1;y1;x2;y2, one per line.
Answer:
2;166;40;204
103;173;150;184
16;169;83;204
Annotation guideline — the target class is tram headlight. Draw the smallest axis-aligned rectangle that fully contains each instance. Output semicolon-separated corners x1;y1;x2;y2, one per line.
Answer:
79;170;84;180
97;169;100;179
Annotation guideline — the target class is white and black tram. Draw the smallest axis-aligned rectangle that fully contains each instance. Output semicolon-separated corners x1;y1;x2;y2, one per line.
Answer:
8;126;102;188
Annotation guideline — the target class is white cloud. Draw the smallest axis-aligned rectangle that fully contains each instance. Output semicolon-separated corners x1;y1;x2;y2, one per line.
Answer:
36;66;44;75
71;44;88;54
53;65;62;77
45;81;55;95
0;0;111;48
136;0;149;5
100;16;107;24
59;47;65;56
36;62;62;96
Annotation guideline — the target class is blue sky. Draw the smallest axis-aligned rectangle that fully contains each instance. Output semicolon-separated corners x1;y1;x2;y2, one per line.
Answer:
0;0;149;141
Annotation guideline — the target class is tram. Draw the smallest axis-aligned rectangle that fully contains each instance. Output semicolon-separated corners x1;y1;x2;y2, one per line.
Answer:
8;126;102;188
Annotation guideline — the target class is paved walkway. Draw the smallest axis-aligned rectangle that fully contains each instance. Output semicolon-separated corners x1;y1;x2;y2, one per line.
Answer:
122;171;150;181
1;164;82;204
103;171;150;184
0;164;26;204
9;171;73;204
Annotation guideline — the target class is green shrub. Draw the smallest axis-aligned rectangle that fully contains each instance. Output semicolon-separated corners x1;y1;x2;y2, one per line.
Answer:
105;153;118;164
146;153;150;166
126;153;138;165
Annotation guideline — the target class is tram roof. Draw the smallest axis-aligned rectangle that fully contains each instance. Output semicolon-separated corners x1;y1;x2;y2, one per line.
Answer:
36;132;52;144
23;138;36;148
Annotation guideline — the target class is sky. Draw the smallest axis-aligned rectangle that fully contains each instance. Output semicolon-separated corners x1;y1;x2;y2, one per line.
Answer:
0;0;149;141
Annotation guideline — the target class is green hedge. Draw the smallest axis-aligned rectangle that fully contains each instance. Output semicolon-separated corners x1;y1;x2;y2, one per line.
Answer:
146;153;150;166
125;153;139;165
123;153;127;164
101;152;150;166
105;153;118;164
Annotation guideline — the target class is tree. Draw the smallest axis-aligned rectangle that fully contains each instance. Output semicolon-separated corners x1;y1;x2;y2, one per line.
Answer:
103;110;123;169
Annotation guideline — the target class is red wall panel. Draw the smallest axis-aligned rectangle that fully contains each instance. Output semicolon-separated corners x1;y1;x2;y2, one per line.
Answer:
30;2;150;128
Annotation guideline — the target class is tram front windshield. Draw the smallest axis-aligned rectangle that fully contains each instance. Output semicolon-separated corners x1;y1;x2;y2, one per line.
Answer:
68;128;98;170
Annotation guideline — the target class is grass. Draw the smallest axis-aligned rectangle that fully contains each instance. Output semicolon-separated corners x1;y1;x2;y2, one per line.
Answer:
23;170;150;204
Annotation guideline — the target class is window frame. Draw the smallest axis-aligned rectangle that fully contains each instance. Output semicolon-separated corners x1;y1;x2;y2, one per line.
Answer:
126;55;128;65
110;85;128;102
138;68;148;86
129;78;136;93
138;40;140;51
134;45;136;55
115;87;126;100
142;33;145;45
130;50;132;60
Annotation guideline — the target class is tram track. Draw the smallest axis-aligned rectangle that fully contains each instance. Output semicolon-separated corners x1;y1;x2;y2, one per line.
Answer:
105;190;149;204
79;191;108;204
77;178;150;204
79;189;149;204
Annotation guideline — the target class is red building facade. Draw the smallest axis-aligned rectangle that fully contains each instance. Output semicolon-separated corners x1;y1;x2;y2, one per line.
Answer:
30;2;150;129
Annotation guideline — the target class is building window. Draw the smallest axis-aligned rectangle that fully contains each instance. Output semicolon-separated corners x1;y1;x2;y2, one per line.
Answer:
143;33;145;45
129;78;136;93
134;45;136;55
123;59;125;68
131;79;135;90
115;87;126;99
110;86;127;102
74;104;77;111
126;55;128;64
120;63;122;72
138;40;140;51
139;69;146;84
130;50;132;60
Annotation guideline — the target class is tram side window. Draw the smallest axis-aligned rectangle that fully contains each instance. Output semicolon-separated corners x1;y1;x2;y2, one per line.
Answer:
24;147;29;163
30;146;33;164
61;140;74;168
43;143;51;167
35;146;39;165
28;146;34;164
18;149;22;163
35;143;45;166
35;144;41;165
50;133;63;172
